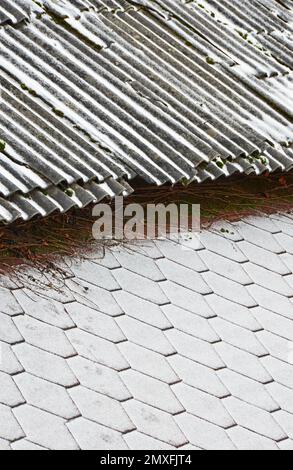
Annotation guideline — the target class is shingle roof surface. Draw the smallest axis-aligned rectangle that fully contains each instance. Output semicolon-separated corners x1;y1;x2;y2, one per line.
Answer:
2;213;293;450
0;0;293;223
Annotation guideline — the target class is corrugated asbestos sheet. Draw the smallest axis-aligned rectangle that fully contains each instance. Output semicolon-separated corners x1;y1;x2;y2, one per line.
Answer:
0;0;293;223
0;0;42;25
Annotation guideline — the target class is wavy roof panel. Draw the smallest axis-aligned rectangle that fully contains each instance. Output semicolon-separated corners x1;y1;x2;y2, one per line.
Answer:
0;0;293;223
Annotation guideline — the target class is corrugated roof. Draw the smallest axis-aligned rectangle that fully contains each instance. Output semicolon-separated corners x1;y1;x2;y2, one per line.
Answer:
0;178;132;224
0;0;293;223
0;0;42;25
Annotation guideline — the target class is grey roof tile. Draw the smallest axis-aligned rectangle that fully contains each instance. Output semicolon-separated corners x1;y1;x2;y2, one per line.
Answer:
223;397;286;441
210;317;268;357
273;411;293;440
123;400;188;447
248;284;293;320
155;239;207;272
13;405;79;450
161;281;215;318
10;268;74;303
218;369;279;413
261;356;293;390
0;313;23;345
199;232;248;263
69;386;135;433
238;241;291;276
65;303;125;343
173;382;235;428
175;413;236;450
0;371;25;407
166;329;225;370
280;253;293;274
113;250;165;281
118;342;179;384
209;222;243;242
168;354;229;399
68;356;131;401
273;233;293;255
113;269;168;305
233;222;284;254
157;259;212;295
162;304;220;343
180;443;201;450
92;251;121;270
70;261;120;291
266;382;293;416
13;316;76;358
13;343;78;387
121;370;184;414
215;342;272;384
244;263;293;297
227;426;279;451
278;439;293;451
127;242;163;260
0;438;11;451
199;249;252;285
0;288;23;316
13;290;75;329
244;216;280;234
253;307;293;341
282;273;293;293
66;329;129;371
0;341;24;375
203;271;257;308
67;417;128;450
175;235;204;252
14;373;80;420
0;404;25;441
117;316;175;356
270;215;293;237
124;431;175;450
206;295;262;332
257;330;293;364
65;279;123;317
11;440;47;451
113;291;172;330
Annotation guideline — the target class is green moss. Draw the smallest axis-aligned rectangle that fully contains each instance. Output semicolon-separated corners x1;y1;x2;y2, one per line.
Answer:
260;157;269;166
237;31;249;41
20;83;37;96
53;108;65;118
216;159;225;169
181;177;190;187
206;57;216;65
65;188;75;197
0;140;6;152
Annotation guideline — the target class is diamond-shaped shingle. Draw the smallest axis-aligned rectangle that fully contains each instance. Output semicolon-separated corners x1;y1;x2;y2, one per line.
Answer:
123;400;188;447
13;405;79;450
69;386;135;433
67;417;128;450
65;303;125;343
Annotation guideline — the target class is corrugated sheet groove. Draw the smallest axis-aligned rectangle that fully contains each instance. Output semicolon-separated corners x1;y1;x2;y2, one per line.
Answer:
0;0;293;224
